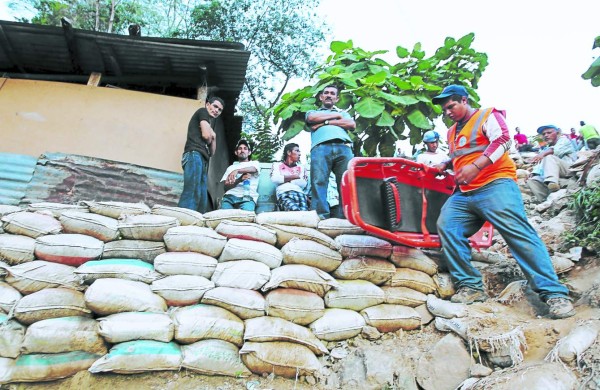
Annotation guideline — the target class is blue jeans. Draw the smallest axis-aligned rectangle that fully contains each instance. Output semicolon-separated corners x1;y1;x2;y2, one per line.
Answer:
178;151;209;213
437;178;569;301
220;194;256;211
310;142;353;219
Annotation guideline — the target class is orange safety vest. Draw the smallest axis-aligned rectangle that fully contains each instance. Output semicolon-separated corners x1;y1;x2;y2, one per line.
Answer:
448;108;516;192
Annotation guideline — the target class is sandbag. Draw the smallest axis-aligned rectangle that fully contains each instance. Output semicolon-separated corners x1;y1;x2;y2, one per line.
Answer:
317;218;364;238
201;287;265;319
102;239;166;263
151;204;205;226
1;211;62;238
97;312;174;343
331;256;396;285
219;238;283;269
0;234;35;265
360;304;421;332
118;214;179;241
433;272;456;299
27;202;89;218
335;234;393;259
211;260;270;290
551;256;575;274
13;288;90;325
4;260;83;294
0;281;21;313
4;351;101;384
83;201;150;219
153;252;217;278
84;278;166;315
88;340;181;374
244;316;328;355
34;234;104;266
426;294;468;319
150;275;214;306
59;211;120;242
172;304;244;346
202;209;256;229
469;362;577;390
240;341;320;379
280;238;343;272
265;288;325;326
75;259;162;284
21;316;107;354
262;264;339;297
181;339;251;377
0;205;21;217
309;308;366;341
163;226;226;257
324;280;385;311
215;220;277;245
0;314;25;358
386;268;437;294
255;210;320;228
264;223;341;250
548;321;599;363
381;286;427;307
389;246;438;276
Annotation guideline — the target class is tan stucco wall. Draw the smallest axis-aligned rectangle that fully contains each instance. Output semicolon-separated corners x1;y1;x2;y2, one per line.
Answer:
0;78;226;173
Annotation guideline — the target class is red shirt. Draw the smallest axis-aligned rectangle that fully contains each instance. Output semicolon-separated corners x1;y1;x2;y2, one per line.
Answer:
513;133;528;145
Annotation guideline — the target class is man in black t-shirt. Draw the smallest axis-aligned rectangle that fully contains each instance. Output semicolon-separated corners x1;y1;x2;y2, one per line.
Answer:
178;96;224;213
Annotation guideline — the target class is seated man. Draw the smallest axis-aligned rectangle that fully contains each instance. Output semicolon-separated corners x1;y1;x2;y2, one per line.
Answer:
220;140;260;211
527;125;577;202
416;130;449;166
270;143;309;211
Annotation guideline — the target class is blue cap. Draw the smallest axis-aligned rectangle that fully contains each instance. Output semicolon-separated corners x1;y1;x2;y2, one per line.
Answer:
432;85;469;104
537;125;559;134
423;130;440;143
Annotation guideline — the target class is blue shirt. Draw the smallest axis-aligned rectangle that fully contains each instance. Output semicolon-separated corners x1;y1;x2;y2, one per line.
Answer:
306;107;353;150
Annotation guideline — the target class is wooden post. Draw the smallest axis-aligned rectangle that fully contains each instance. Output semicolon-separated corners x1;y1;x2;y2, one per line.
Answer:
87;72;102;86
197;86;207;104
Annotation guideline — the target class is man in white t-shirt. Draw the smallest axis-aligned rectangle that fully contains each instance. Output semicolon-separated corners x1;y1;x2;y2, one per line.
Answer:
416;130;449;166
220;139;260;211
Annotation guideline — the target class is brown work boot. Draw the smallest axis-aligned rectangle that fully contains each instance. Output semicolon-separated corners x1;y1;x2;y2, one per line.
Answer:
450;287;489;304
546;297;575;319
546;182;560;192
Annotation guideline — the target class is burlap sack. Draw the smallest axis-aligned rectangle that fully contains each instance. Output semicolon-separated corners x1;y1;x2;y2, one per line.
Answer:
331;257;396;285
59;211;120;242
219;238;283;269
255;210;320;228
163;226;226;257
3;351;101;384
118;214;180;241
280;238;343;272
13;288;90;325
244;316;328;355
201;286;265;319
97;312;174;343
82;201;150;219
153;252;217;278
335;234;393;259
88;340;181;373
426;294;468;319
172;304;244;346
324;280;385;311
75;259;162;284
211;260;270;290
0;281;21;313
317;218;365;238
0;314;25;358
389;246;438;276
262;264;339;297
360;304;421;332
1;211;62;238
215;220;277;245
240;341;321;379
21;316;107;354
84;278;167;316
4;260;83;294
202;209;256;229
386;268;436;294
181;340;251;377
151;204;205;227
35;234;104;266
381;286;428;307
102;240;166;263
150;275;214;306
265;288;325;326
0;234;35;265
264;223;341;250
309;308;366;341
27;202;89;218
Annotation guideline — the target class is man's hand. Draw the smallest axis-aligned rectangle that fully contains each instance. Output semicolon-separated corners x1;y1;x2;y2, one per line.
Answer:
529;154;543;164
455;164;479;186
225;170;239;186
431;163;447;175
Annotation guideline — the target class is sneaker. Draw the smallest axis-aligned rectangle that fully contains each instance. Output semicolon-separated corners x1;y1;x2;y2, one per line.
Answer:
450;287;489;304
546;297;575;319
546;182;560;192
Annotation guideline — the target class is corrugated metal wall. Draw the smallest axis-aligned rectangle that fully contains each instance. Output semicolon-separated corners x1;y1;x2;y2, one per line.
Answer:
0;152;37;205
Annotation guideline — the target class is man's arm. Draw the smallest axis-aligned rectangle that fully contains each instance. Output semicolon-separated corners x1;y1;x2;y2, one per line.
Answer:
224;164;258;187
200;120;216;155
306;112;356;132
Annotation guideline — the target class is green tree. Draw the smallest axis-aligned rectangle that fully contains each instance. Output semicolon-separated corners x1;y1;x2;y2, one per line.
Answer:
273;34;488;156
582;36;600;87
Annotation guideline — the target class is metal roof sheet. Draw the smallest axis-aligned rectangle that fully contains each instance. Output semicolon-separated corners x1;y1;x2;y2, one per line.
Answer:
0;153;37;205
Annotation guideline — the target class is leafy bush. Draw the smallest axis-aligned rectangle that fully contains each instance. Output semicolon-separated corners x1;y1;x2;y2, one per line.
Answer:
563;183;600;252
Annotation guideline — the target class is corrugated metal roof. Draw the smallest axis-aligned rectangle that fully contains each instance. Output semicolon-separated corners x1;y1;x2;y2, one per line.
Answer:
0;152;37;205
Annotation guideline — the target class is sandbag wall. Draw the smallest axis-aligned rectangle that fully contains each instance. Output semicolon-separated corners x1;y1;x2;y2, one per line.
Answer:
0;201;454;384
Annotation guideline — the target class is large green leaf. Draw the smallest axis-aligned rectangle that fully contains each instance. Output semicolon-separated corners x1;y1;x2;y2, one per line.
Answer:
364;71;388;85
582;56;600;79
390;76;412;90
457;33;475;48
379;132;397;157
396;46;410;58
355;97;385;118
330;40;352;54
363;134;380;156
377;91;419;105
376;110;395;127
407;109;433;130
282;119;308;140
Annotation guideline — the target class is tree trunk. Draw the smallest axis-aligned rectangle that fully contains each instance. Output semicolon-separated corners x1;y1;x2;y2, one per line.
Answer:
94;0;100;31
